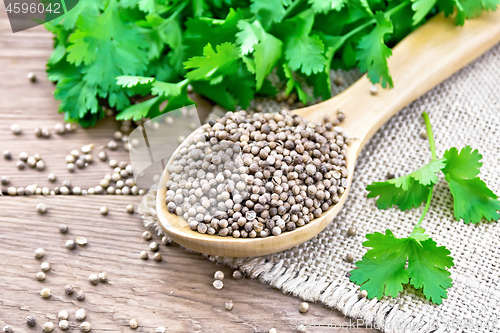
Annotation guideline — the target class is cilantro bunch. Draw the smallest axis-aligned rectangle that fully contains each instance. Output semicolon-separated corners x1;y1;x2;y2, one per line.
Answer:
350;112;500;305
45;0;499;126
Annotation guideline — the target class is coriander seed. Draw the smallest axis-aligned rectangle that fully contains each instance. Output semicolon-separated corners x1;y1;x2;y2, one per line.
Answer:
360;290;368;298
153;252;162;261
214;271;224;280
98;272;107;282
297;324;306;333
347;227;357;236
126;204;134;213
232;270;243;279
156;327;166;333
100;206;108;215
66;240;76;249
3;150;11;160
40;262;51;272
36;160;45;171
11;124;22;135
59;224;68;233
17;161;26;170
79;322;91;332
59;320;69;330
26;315;36;326
140;251;148;260
370;85;378;95
161;236;171;246
299;302;309;313
89;274;99;285
269;328;278;333
58;310;69;320
34;248;45;259
43;322;54;333
2;326;13;333
35;271;45;281
346;253;354;262
129;318;138;329
36;203;47;214
40;288;52;298
48;173;57;182
142;231;152;241
75;308;86;320
76;236;87;245
27;72;36;82
54;123;65;135
150;241;159;252
1;176;10;185
65;285;74;294
98;151;107;161
108;140;118;150
76;290;85;301
213;280;223;290
225;300;233;311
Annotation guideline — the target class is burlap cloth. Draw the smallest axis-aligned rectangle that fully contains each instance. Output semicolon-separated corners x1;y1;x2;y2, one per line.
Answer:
139;43;500;332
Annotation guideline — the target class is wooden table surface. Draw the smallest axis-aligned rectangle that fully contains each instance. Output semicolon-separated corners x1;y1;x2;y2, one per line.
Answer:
0;9;377;333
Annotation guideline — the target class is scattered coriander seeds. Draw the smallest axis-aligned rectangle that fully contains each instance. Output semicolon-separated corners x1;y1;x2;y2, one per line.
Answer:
98;272;108;282
150;241;159;252
17;161;26;170
54;123;65;135
42;322;54;333
100;205;109;215
11;123;22;135
129;318;139;329
2;326;13;333
347;227;357;236
299;302;309;313
3;150;11;160
65;285;74;294
108;140;118;150
142;231;152;241
79;322;91;332
34;248;45;259
66;239;76;249
360;290;368;298
36;160;45;171
98;151;108;161
27;72;36;82
75;308;86;320
232;270;243;279
35;271;46;281
89;274;99;285
67;163;75;172
48;173;57;182
153;252;162;261
126;204;134;213
26;315;36;326
40;288;52;298
40;262;51;272
59;224;68;233
213;280;224;290
76;290;85;301
370;85;378;95
76;237;87;245
346;253;354;262
1;176;10;185
214;271;224;280
140;251;148;260
59;320;70;330
225;300;233;311
419;129;428;139
36;203;47;214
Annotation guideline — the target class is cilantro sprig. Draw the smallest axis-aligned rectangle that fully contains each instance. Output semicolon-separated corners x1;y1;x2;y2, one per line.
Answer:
351;112;500;304
44;0;499;126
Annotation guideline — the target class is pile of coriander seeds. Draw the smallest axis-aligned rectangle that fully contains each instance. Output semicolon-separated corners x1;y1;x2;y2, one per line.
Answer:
165;108;350;238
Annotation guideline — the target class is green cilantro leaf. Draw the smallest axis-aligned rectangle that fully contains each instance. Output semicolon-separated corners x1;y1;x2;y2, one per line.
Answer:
308;0;347;13
250;0;286;26
184;42;240;81
442;146;500;223
236;20;260;55
356;11;394;88
366;159;445;210
350;229;454;304
411;0;438;25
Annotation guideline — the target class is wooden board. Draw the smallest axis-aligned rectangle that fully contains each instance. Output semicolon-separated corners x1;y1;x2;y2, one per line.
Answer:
0;8;377;333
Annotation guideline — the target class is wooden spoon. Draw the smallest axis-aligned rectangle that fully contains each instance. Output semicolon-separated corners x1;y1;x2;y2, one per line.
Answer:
157;11;500;257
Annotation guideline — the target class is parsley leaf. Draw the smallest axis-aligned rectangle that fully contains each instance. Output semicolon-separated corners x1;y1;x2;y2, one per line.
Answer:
442;146;500;223
356;11;394;88
350;229;454;304
308;0;347;13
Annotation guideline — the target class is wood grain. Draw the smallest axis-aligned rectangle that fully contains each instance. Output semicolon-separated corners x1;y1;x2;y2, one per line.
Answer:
0;8;377;333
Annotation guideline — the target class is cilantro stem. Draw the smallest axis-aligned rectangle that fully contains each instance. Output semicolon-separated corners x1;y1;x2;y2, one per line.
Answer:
415;185;433;229
283;0;307;20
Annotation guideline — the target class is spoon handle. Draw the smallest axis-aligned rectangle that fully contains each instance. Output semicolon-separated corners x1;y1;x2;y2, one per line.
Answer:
295;11;500;155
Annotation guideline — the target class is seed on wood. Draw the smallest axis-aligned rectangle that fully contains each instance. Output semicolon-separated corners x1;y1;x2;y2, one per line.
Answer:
26;315;36;326
36;272;45;281
269;328;278;333
156;327;166;333
345;253;354;262
360;290;368;298
214;271;224;280
129;318;139;329
11;124;22;135
54;123;65;135
299;302;309;313
161;236;171;246
2;326;13;333
98;151;108;162
297;324;306;333
213;280;224;290
34;127;42;137
41;128;51;138
59;320;69;330
76;237;87;245
3;150;11;160
225;300;233;311
67;163;75;172
59;224;68;234
232;270;243;279
72;187;82;195
89;274;99;285
35;160;45;171
65;285;74;294
75;308;86;320
66;240;76;250
40;262;51;272
76;291;85;301
65;123;77;133
108;141;118;150
34;248;45;259
142;231;152;240
126;204;134;214
370;85;378;95
347;227;357;236
81;144;94;154
98;272;108;282
100;206;109;215
47;173;57;182
36;203;47;214
17;161;26;170
153;252;162;261
140;251;148;260
42;322;54;332
27;72;36;82
27;156;37;168
150;242;159;252
79;322;91;332
40;288;52;298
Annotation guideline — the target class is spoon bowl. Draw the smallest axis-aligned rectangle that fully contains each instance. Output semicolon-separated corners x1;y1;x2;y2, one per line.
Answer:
157;11;500;257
